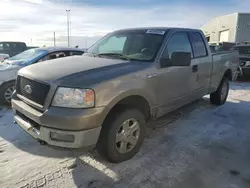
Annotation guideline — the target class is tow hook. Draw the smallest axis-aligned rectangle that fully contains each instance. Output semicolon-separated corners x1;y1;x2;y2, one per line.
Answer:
38;140;47;145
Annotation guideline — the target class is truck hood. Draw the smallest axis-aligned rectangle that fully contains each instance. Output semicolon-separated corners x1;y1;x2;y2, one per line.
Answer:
19;56;151;87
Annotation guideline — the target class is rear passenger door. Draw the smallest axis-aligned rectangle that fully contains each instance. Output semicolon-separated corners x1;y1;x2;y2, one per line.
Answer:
188;32;213;98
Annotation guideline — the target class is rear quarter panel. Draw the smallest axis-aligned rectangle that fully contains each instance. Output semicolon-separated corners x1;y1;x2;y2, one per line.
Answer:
210;50;239;93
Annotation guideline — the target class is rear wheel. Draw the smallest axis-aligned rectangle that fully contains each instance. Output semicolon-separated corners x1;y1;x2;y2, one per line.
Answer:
0;82;15;105
97;108;146;163
210;77;229;105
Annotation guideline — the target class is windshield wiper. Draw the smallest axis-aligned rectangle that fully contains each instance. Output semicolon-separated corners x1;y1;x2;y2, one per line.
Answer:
97;53;132;61
3;61;10;65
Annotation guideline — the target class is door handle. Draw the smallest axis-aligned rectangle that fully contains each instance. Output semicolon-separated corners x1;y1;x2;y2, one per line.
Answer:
192;65;198;73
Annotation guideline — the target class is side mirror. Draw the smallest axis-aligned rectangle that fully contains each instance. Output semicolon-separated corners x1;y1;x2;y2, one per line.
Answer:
160;52;191;67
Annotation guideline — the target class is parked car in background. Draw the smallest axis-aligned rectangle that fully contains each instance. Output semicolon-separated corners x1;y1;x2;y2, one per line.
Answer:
0;53;9;62
209;42;236;53
0;41;39;58
0;47;84;105
0;42;27;57
233;42;250;78
12;27;238;163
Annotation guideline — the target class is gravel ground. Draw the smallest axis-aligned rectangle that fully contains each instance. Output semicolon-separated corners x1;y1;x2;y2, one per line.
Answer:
1;82;250;188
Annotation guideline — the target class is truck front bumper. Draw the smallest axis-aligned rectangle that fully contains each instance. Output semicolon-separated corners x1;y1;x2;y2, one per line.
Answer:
14;112;101;148
12;93;105;149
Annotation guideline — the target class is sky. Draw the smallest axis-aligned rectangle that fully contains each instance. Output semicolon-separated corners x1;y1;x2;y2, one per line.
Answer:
0;0;249;48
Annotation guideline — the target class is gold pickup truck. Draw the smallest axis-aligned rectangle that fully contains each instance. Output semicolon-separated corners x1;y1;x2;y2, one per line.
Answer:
12;27;238;163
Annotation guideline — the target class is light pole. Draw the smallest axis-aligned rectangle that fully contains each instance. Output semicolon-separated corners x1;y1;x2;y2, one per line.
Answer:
66;9;70;47
53;32;56;47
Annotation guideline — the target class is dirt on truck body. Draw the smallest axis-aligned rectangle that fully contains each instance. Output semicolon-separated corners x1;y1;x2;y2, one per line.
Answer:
11;27;238;163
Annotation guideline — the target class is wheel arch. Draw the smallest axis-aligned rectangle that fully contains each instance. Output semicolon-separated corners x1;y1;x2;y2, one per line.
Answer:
224;69;232;81
0;79;16;104
100;91;154;128
0;79;16;89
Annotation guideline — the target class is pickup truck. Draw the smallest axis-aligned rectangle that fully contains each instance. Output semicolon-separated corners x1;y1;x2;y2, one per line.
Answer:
12;27;238;163
232;43;250;78
0;42;28;57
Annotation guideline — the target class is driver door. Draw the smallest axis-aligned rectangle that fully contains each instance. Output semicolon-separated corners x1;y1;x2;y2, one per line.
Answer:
156;32;194;116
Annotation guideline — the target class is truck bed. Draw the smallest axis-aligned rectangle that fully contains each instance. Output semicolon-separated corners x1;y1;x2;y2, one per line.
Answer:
210;50;239;92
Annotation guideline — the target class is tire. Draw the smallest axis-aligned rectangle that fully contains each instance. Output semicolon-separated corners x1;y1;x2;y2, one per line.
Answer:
97;108;146;163
0;82;16;105
210;77;229;106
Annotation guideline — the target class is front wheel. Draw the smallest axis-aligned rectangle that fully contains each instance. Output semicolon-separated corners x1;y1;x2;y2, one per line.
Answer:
0;82;16;105
97;109;146;163
210;77;229;106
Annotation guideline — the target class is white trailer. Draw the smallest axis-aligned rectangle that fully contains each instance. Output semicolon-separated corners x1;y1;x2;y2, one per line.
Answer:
201;13;250;44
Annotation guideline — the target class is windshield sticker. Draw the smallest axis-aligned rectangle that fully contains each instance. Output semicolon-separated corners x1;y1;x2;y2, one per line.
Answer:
146;30;166;35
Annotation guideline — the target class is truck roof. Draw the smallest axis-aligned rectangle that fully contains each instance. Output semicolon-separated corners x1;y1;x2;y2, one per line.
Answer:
114;27;202;33
0;41;26;44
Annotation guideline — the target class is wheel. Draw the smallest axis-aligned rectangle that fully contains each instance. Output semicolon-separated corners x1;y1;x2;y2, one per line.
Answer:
210;77;229;105
0;82;16;105
97;108;146;163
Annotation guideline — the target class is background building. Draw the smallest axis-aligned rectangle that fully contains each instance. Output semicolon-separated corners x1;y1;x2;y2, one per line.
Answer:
201;13;250;44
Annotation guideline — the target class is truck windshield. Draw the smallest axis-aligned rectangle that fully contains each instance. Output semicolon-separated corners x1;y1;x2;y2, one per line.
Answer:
235;46;250;55
86;30;167;61
9;49;46;61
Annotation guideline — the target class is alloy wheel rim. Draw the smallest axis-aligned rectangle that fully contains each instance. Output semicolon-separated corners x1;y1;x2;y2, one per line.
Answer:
4;86;15;103
115;118;140;154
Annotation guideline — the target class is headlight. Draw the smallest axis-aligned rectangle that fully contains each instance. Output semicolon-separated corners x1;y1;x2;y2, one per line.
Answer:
52;87;95;108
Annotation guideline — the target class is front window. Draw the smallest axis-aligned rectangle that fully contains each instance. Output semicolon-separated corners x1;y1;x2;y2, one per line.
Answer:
162;32;193;60
9;49;47;62
86;30;167;61
235;46;250;55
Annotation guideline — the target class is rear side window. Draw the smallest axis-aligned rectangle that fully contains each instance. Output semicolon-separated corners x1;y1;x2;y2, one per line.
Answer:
16;43;26;50
189;32;207;58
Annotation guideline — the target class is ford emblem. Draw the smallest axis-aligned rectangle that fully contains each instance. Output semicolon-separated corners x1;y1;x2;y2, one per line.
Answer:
24;85;32;94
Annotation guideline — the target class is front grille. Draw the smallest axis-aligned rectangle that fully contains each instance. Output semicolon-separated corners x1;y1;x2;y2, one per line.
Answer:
16;76;50;106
